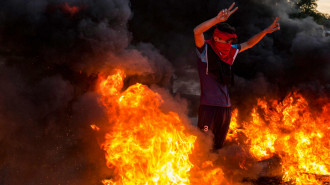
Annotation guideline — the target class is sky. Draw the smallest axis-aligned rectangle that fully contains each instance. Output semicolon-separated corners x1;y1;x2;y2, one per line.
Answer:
317;0;330;14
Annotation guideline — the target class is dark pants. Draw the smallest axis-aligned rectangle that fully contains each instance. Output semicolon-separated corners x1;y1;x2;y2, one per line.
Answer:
198;105;231;150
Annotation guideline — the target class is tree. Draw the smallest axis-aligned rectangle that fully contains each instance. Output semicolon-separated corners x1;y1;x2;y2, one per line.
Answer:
291;0;330;27
296;0;318;15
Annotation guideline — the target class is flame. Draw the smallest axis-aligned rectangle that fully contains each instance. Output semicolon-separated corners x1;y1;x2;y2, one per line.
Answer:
93;69;328;184
226;108;239;142
96;70;198;184
94;70;227;184
90;124;100;131
229;92;330;184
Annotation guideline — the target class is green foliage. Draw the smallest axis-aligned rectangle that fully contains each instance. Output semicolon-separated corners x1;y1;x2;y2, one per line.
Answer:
291;0;330;27
296;0;317;14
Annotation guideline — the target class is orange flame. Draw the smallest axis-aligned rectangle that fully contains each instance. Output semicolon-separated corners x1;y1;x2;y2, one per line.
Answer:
90;124;100;131
96;70;198;184
94;70;227;184
93;69;329;184
229;92;330;184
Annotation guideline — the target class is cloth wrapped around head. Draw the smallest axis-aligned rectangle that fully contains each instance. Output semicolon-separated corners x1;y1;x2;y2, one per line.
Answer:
206;28;239;66
213;28;237;41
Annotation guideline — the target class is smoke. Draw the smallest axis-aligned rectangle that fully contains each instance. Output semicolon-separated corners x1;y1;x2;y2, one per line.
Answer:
0;0;173;184
0;0;329;184
128;0;329;183
129;0;329;111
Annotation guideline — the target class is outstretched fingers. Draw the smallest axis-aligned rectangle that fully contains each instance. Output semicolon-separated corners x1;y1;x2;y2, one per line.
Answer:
228;2;236;11
273;17;280;30
270;20;280;33
229;7;238;16
273;17;280;24
227;2;238;16
216;2;238;21
273;23;280;31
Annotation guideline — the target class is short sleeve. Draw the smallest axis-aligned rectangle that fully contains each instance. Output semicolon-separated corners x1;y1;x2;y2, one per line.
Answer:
231;44;241;64
231;44;241;51
196;43;208;63
196;44;206;53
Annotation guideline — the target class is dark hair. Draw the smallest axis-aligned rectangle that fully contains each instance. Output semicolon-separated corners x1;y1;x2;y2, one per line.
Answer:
214;23;237;43
215;23;236;34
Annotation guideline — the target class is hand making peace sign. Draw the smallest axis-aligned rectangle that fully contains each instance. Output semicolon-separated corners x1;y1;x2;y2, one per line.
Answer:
215;2;238;23
265;17;281;33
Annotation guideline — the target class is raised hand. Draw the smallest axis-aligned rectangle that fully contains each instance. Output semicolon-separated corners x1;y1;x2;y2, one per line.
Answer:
215;2;238;23
265;17;280;33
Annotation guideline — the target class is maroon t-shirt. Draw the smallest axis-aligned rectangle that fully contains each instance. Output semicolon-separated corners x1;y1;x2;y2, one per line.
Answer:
196;43;240;107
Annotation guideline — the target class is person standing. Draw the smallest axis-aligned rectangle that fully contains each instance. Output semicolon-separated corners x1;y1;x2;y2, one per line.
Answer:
194;2;280;150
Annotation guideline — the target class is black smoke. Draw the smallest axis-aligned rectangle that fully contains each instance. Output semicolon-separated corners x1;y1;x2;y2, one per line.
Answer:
0;0;329;184
129;1;329;181
129;0;330;116
0;0;172;184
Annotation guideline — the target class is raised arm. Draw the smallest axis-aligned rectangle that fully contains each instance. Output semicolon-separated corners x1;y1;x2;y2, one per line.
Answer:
194;3;238;48
240;17;280;52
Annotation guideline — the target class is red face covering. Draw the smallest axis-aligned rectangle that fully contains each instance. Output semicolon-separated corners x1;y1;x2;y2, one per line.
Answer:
206;28;238;66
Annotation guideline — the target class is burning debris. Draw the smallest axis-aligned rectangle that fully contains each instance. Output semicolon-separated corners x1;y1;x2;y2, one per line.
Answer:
98;72;196;184
92;70;225;185
92;71;329;185
0;0;329;185
228;92;330;184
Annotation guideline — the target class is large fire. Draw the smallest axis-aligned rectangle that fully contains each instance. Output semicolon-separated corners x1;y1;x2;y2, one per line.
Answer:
94;70;198;184
93;70;329;184
228;92;329;184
